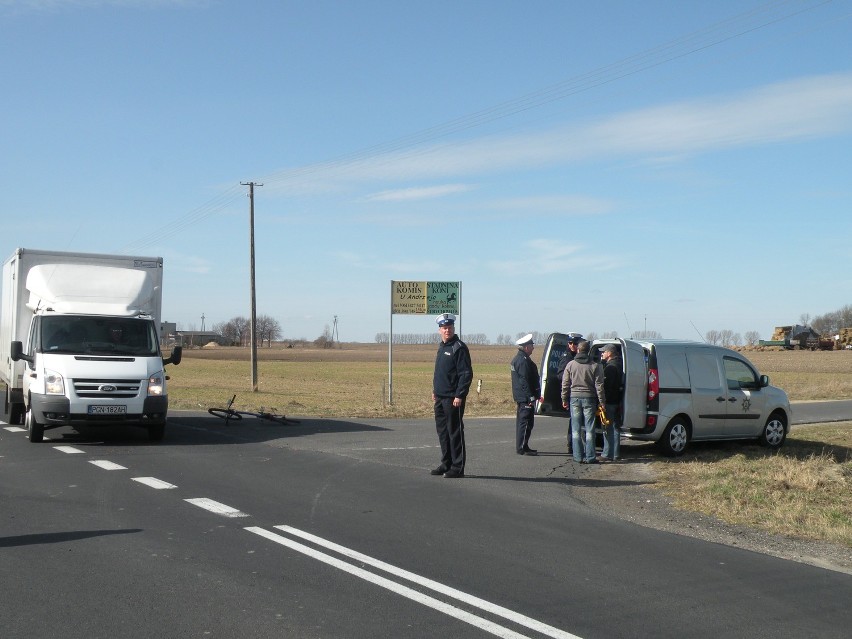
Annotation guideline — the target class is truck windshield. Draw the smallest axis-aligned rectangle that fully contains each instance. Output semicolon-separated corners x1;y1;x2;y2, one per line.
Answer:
40;316;159;357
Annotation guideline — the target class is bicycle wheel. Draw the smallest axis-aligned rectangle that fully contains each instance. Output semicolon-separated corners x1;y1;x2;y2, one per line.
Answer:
208;408;242;422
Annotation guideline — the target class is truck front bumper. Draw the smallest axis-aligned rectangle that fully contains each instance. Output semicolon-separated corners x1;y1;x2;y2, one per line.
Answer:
29;394;169;429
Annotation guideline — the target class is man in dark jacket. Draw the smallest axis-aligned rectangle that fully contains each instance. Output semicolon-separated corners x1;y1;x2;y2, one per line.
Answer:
600;343;624;462
431;313;473;478
510;334;542;455
556;333;583;451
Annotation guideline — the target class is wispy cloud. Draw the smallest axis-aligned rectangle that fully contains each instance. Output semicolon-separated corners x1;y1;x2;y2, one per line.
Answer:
351;212;435;227
1;0;202;8
487;239;623;275
364;184;474;202
165;250;212;275
482;195;614;215
282;73;852;187
335;250;443;273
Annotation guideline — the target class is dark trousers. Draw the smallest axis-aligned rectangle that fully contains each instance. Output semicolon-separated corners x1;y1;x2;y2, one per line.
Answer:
515;402;534;452
434;397;466;471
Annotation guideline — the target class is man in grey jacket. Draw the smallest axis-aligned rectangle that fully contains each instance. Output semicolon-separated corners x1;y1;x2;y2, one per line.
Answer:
560;340;605;464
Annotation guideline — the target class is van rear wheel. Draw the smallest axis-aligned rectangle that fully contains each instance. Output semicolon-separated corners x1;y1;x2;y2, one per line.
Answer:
657;418;689;457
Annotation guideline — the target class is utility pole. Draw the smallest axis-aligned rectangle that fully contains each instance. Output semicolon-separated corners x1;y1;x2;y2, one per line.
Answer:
241;181;263;391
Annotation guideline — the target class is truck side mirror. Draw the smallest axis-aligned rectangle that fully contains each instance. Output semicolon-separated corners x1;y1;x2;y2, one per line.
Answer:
10;341;33;364
163;345;182;366
759;374;769;388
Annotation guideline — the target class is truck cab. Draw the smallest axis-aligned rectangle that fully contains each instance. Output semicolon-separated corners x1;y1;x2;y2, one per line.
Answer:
12;314;181;442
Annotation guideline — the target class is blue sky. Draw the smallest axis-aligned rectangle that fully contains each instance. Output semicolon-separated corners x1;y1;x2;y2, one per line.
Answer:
2;0;851;343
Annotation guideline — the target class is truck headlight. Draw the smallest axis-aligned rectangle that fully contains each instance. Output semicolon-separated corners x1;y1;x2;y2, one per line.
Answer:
148;373;164;396
44;369;65;395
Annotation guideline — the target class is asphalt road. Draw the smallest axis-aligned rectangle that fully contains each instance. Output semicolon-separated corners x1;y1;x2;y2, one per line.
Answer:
790;398;852;425
1;401;850;638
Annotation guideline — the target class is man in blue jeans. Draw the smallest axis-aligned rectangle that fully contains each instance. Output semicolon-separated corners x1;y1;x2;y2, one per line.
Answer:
560;340;605;464
600;343;624;462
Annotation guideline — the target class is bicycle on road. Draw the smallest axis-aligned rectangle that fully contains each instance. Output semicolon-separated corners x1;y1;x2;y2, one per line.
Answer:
208;394;300;426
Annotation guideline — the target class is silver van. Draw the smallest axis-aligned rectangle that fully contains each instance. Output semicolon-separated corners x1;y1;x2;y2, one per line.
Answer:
537;334;791;456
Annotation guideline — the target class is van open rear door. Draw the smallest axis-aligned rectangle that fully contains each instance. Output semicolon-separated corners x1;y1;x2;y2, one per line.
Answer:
590;338;649;431
536;332;570;417
620;339;649;430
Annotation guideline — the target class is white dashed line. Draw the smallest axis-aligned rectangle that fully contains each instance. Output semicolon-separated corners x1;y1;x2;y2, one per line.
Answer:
132;477;177;489
185;498;249;518
3;426;26;433
54;446;86;454
90;460;127;470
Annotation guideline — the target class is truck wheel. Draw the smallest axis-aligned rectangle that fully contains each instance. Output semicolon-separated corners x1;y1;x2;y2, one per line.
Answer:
148;423;165;442
3;388;24;425
657;418;689;457
759;413;786;449
26;407;44;443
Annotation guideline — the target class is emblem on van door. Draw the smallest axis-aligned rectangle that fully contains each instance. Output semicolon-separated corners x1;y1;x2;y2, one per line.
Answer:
742;398;751;412
99;384;117;392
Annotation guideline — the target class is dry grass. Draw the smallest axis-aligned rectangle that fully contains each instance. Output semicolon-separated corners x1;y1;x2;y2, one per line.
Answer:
653;423;852;547
742;349;852;401
169;344;518;418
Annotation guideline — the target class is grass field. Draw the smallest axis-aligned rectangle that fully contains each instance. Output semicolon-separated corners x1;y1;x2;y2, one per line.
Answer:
169;343;852;418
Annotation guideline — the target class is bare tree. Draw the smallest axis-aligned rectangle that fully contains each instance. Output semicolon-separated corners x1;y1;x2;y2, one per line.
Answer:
315;324;334;349
705;330;721;345
632;330;661;340
719;329;735;346
744;330;760;346
256;315;282;347
216;316;249;346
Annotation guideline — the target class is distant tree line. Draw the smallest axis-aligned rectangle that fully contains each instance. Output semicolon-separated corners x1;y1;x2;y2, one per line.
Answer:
211;315;282;347
809;305;852;336
374;332;490;345
371;327;779;348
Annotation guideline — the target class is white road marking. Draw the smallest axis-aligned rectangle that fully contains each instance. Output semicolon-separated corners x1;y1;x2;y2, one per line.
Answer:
246;527;573;639
4;426;26;432
132;477;177;489
184;498;249;518
275;525;580;639
90;460;127;470
54;446;85;454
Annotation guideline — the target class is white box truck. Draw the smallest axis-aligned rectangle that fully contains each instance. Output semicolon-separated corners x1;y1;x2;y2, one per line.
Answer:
1;248;182;442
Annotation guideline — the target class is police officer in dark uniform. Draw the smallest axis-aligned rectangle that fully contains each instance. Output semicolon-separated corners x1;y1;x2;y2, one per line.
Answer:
511;333;541;455
430;313;473;479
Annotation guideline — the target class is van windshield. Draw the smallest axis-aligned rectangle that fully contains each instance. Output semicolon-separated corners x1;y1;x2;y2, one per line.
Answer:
40;316;159;357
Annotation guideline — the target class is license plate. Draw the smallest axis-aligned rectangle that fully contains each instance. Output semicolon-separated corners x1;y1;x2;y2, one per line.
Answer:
88;405;127;415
